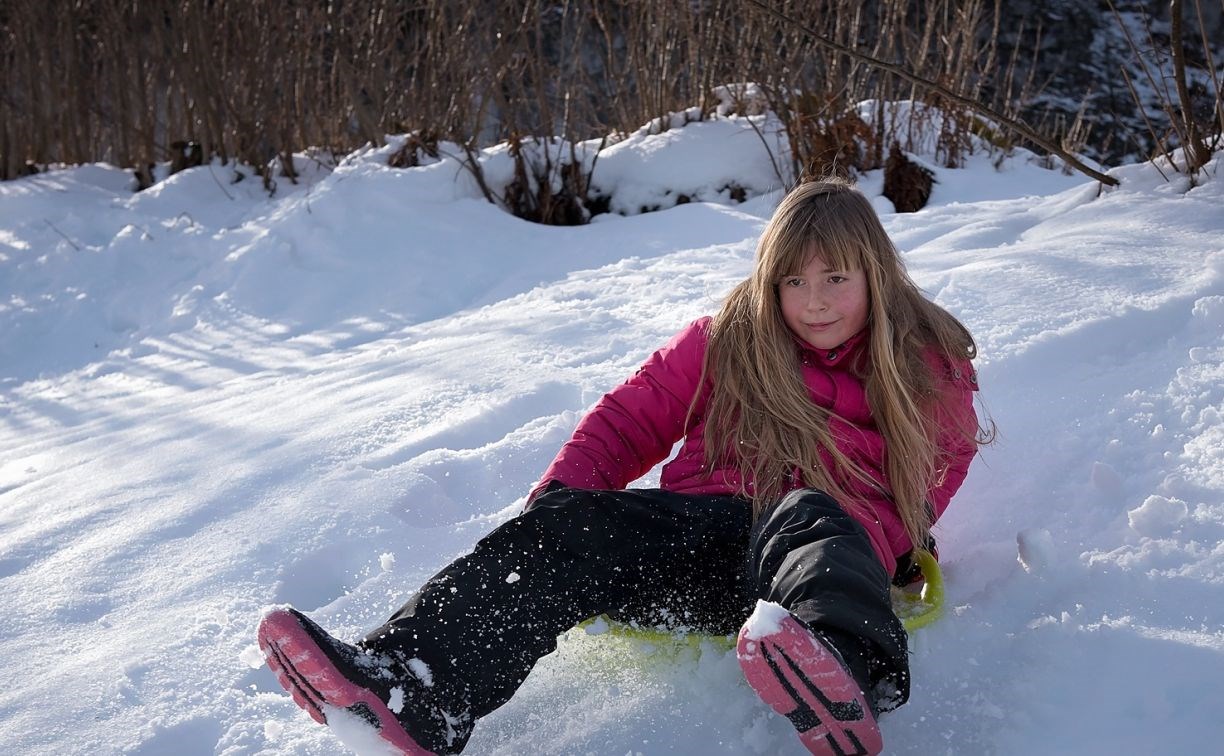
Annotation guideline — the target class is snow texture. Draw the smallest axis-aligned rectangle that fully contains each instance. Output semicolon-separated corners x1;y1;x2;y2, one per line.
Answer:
1;111;1223;755
324;705;403;756
741;600;791;641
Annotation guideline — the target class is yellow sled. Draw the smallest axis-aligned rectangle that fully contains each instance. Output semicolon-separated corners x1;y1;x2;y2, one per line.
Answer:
581;549;944;652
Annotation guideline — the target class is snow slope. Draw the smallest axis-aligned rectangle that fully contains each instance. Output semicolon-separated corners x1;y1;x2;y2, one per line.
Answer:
1;123;1222;755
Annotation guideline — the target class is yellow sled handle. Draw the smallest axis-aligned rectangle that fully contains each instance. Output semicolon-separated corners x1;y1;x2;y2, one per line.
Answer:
896;549;944;632
582;548;946;648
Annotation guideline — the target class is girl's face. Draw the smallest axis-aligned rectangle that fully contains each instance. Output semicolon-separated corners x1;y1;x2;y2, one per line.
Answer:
777;255;869;350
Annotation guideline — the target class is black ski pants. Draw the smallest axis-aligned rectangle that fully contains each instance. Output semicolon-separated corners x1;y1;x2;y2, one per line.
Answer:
362;486;909;726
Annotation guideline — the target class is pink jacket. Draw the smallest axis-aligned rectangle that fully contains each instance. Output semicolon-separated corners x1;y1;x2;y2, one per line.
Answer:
532;317;979;574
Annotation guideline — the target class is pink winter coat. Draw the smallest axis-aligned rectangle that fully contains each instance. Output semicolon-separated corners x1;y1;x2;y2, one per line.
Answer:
531;317;979;574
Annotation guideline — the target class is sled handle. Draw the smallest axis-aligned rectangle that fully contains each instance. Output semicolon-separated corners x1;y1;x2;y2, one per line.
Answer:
899;549;944;631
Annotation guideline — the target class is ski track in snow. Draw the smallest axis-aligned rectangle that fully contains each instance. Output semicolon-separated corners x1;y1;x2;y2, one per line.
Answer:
1;135;1223;755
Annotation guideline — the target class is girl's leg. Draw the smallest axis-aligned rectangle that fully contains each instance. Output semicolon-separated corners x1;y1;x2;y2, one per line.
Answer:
262;488;750;753
348;487;750;743
745;488;909;703
737;488;907;756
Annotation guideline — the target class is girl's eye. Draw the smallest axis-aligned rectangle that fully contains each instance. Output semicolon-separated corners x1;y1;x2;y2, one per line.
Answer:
785;277;804;287
828;275;847;284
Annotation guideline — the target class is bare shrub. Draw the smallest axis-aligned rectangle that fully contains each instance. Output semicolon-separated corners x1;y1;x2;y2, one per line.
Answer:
388;132;441;170
1108;0;1221;179
4;0;1171;212
883;143;935;212
502;135;593;226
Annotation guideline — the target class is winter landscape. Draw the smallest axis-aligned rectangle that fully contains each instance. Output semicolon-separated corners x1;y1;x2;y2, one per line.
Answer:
1;112;1223;755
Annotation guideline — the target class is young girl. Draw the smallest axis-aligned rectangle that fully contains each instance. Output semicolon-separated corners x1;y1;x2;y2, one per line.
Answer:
258;178;987;756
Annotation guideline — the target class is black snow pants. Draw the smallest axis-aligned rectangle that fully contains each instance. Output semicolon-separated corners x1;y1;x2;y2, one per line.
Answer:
362;487;909;736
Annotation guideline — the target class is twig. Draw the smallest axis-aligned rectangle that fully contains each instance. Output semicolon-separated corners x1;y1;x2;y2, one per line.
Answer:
207;163;235;201
449;142;499;206
741;104;789;187
1119;64;1175;176
44;219;81;251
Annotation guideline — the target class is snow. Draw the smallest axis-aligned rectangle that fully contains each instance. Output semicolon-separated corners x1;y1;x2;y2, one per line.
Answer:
324;705;404;756
1015;529;1056;574
741;600;792;641
589;115;787;215
407;659;433;689
387;687;406;714
1127;495;1190;537
2;111;1223;755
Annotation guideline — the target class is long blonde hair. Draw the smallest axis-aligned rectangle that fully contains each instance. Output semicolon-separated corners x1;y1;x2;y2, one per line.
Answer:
700;177;988;550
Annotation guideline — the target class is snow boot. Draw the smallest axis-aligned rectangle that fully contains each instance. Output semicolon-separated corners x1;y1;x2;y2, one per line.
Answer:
257;606;470;755
736;601;882;756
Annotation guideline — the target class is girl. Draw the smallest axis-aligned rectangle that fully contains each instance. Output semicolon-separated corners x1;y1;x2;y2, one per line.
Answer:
258;178;988;756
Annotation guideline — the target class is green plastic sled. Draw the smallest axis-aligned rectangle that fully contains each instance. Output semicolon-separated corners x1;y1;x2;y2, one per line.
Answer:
581;549;945;652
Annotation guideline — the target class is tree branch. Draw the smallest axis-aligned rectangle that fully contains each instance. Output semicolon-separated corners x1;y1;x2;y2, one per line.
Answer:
1170;0;1209;171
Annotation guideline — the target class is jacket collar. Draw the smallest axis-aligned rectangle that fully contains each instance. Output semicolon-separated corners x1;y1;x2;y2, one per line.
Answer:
793;328;868;367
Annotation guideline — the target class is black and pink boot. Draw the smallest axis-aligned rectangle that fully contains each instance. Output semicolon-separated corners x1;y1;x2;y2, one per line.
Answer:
737;601;883;756
257;606;471;755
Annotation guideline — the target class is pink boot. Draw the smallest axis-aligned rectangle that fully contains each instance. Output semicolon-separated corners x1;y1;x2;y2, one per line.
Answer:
737;601;882;756
258;606;466;755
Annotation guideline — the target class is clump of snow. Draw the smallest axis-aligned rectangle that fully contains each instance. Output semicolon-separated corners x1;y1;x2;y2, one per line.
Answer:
711;82;769;117
505;571;520;584
321;704;403;756
1128;495;1189;537
407;658;433;687
741;600;791;640
378;552;396;572
1190;295;1224;328
238;644;265;670
386;686;405;715
263;720;284;741
1016;528;1056;573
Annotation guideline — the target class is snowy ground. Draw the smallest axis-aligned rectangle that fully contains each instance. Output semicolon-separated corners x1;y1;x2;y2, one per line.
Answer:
2;118;1223;755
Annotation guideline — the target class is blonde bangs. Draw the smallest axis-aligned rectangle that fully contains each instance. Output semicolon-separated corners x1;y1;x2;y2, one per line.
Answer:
771;197;878;280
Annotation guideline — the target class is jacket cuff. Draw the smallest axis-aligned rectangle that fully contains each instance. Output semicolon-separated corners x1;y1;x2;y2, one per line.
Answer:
525;479;569;509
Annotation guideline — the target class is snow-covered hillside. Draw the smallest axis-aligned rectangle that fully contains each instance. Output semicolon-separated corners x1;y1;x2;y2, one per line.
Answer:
1;122;1222;755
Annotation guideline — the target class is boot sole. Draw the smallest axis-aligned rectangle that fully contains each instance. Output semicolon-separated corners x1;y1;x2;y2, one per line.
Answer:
737;613;882;756
258;608;434;755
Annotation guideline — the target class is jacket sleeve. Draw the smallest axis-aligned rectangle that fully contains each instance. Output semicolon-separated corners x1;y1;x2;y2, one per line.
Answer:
926;357;980;522
529;318;710;500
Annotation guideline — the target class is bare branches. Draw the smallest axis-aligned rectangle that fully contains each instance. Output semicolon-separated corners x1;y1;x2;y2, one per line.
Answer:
739;0;1120;186
13;0;1214;196
1106;0;1221;180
